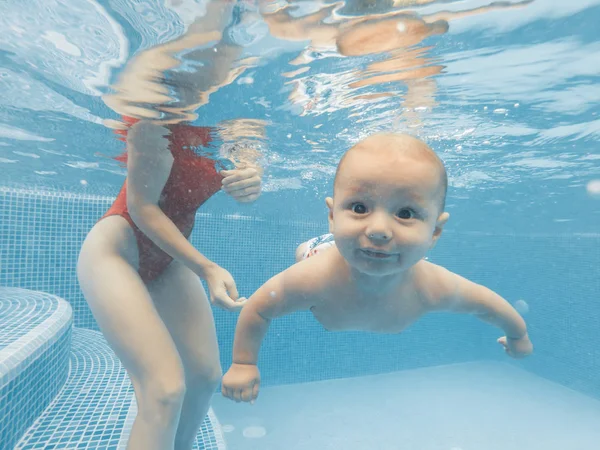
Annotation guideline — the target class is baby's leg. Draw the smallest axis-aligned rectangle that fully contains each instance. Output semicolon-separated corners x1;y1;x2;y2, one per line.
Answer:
295;233;336;262
148;261;221;450
77;217;185;450
295;241;310;262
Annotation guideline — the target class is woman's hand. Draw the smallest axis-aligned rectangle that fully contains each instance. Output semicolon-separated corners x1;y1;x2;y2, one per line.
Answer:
199;263;247;311
221;166;262;203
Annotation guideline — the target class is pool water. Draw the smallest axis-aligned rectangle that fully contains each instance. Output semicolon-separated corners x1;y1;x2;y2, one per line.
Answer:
1;0;599;449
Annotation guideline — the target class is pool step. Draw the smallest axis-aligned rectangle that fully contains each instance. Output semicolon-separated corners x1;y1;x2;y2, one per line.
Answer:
0;287;225;450
14;328;225;450
0;287;73;450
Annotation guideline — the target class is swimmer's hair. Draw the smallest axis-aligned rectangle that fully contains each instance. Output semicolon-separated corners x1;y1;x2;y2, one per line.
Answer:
333;133;448;212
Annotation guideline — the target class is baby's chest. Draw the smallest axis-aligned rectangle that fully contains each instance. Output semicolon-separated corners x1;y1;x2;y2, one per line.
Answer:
310;297;422;333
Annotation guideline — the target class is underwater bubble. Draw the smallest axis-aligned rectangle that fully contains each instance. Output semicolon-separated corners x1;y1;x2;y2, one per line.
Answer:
514;299;530;315
270;291;277;298
80;180;88;186
493;108;508;114
586;179;600;198
243;426;266;438
222;424;235;433
237;76;254;85
514;103;520;108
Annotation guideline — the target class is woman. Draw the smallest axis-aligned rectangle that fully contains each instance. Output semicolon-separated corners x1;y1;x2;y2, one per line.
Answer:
77;2;262;449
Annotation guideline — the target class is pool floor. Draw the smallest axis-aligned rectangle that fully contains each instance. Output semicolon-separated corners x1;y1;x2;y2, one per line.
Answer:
212;361;600;450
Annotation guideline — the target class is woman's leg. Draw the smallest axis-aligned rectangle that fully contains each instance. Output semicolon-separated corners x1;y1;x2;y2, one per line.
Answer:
148;261;222;450
77;216;186;450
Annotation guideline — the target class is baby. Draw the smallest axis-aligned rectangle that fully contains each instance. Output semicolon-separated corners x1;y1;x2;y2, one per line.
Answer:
222;133;533;403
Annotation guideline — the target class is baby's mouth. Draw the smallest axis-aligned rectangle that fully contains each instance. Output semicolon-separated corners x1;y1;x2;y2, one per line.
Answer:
361;249;394;259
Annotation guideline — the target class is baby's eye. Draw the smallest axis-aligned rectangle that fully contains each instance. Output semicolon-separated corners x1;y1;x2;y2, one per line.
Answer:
351;203;367;214
397;208;415;219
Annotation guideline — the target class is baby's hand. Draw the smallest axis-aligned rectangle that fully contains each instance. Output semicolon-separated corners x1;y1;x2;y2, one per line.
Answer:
497;333;533;359
221;363;261;403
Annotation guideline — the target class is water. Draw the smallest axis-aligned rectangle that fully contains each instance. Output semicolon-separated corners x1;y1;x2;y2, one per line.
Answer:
1;0;598;231
0;0;599;449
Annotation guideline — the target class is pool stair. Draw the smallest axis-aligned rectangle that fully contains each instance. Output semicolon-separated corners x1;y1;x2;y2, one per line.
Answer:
0;287;225;450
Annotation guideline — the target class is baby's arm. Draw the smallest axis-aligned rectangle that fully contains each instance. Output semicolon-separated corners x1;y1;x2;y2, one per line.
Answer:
445;274;533;358
222;266;313;402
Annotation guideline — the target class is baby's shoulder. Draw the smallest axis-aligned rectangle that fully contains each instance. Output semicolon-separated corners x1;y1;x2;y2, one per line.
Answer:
286;253;339;292
412;260;460;308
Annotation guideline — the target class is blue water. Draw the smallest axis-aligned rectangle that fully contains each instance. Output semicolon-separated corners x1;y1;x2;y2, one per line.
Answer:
1;0;598;233
0;0;599;449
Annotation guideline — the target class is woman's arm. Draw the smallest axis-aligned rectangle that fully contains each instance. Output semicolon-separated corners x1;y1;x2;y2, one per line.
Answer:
125;121;215;276
125;121;244;309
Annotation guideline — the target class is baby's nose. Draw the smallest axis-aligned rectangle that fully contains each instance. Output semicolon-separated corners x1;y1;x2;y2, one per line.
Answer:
368;230;391;241
365;217;393;241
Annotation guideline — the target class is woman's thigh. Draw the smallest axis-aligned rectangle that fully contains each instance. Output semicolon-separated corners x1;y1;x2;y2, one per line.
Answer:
148;261;221;380
77;216;184;387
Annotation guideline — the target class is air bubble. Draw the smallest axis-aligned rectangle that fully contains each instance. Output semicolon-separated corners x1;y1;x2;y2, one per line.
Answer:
586;180;600;198
514;299;529;315
243;426;266;438
237;76;254;85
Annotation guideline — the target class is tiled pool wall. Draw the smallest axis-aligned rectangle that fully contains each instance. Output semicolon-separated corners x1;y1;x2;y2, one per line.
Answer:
1;187;598;397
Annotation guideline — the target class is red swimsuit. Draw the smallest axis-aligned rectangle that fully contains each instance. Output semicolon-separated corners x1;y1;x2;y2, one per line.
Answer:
101;116;223;282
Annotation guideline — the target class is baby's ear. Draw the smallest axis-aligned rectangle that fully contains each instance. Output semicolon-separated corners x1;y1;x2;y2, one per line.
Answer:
431;212;450;245
326;197;334;233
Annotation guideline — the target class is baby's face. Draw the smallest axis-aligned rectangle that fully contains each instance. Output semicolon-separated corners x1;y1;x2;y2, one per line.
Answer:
329;148;444;277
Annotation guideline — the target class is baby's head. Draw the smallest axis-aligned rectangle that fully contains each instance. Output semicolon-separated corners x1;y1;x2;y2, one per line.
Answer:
326;133;449;276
